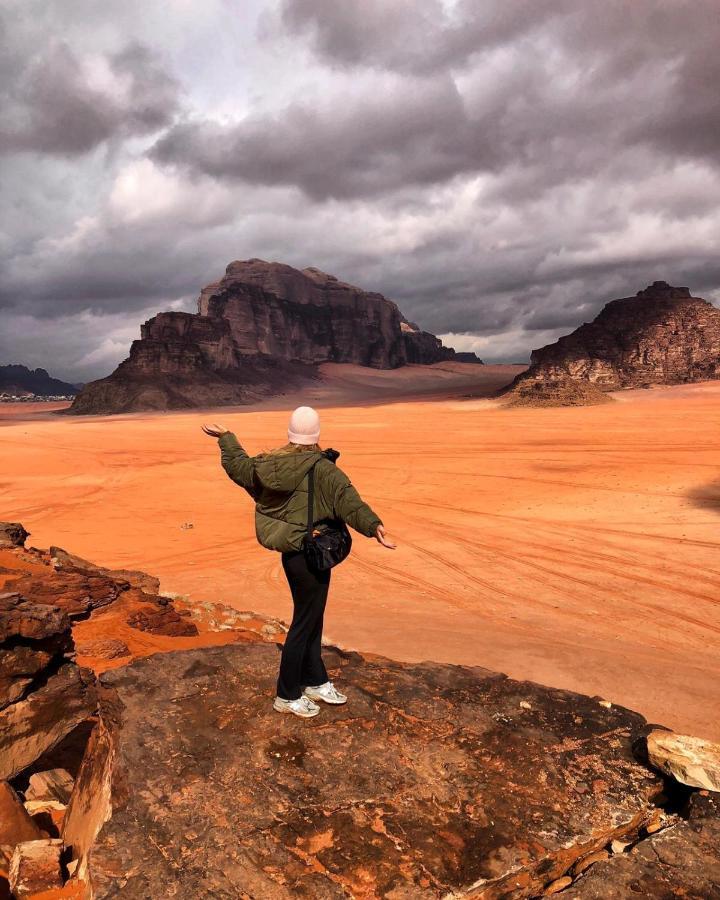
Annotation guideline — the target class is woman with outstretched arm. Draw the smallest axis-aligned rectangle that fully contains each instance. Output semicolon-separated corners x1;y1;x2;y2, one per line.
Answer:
203;406;396;719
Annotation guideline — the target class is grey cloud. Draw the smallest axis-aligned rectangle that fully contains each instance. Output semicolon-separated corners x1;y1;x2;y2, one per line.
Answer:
152;1;720;206
0;34;180;156
273;0;568;76
152;75;493;200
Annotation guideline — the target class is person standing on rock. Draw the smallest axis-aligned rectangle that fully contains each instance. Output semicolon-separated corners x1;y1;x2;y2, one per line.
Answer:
202;407;396;719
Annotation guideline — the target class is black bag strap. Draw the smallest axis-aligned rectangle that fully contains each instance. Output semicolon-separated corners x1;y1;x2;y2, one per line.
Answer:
306;460;320;539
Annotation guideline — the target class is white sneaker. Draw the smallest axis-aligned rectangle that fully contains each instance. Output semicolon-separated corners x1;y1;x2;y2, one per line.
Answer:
273;695;320;718
303;681;347;705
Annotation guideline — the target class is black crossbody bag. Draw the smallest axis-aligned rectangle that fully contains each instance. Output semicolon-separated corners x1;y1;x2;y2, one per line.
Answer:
303;457;352;571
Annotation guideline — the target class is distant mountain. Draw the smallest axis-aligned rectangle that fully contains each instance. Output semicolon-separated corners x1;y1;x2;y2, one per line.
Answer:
69;259;483;415
514;281;720;390
0;364;79;396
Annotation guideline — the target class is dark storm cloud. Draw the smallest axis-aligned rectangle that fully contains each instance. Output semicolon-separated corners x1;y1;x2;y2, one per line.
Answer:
0;32;180;155
153;1;720;206
152;76;495;200
273;0;567;76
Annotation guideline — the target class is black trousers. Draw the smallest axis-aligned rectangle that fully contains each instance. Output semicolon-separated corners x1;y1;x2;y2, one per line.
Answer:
276;550;331;700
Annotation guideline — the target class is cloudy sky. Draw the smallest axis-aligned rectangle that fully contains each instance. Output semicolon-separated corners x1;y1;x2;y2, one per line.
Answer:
2;0;720;381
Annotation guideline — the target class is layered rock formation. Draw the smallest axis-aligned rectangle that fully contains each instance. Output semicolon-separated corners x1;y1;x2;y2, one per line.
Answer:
0;591;97;782
69;259;481;414
518;281;720;390
0;521;286;896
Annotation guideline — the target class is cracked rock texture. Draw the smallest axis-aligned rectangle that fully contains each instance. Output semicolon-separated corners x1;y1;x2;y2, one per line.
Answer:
69;259;480;414
571;792;720;898
0;590;96;781
85;643;666;899
517;281;720;390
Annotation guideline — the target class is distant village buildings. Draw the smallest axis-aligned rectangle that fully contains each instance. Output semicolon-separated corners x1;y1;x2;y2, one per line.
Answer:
0;393;75;402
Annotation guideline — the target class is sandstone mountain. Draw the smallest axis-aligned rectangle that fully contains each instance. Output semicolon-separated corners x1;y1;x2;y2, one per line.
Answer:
0;364;78;397
69;259;481;415
517;281;720;390
2;521;719;898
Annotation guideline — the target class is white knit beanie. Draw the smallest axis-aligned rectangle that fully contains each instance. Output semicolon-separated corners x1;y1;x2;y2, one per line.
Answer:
287;406;321;445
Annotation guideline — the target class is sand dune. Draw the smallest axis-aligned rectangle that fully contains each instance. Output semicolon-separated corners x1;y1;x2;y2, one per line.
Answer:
1;365;719;740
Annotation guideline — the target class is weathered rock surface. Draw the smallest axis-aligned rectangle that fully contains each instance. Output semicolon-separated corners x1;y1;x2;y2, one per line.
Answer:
0;523;29;549
69;259;481;414
3;522;718;897
4;567;128;619
0;783;44;848
0;559;99;782
74;638;130;661
25;769;74;806
646;729;720;792
80;642;667;899
517;281;720;390
126;601;198;636
501;376;614;408
571;791;720;898
9;838;63;896
0;663;97;781
49;545;160;594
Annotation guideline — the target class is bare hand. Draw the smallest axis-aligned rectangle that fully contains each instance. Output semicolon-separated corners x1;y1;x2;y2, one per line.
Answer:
202;423;230;438
375;525;396;549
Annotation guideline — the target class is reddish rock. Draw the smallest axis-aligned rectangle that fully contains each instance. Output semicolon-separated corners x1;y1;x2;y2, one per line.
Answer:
571;792;720;898
126;603;198;637
69;259;480;414
4;568;128;619
83;643;666;899
0;644;54;711
518;281;720;390
9;839;63;896
75;638;130;660
62;711;118;885
0;593;70;644
0;783;44;848
49;546;160;595
25;769;74;806
0;523;29;548
0;664;97;781
0;593;71;711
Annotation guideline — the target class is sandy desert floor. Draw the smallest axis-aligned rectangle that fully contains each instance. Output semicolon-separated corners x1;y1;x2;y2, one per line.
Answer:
2;362;719;740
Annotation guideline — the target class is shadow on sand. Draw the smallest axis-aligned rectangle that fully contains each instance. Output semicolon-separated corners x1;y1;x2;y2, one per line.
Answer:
687;478;720;514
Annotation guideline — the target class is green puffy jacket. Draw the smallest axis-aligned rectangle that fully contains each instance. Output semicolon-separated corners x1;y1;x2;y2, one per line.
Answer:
218;432;383;553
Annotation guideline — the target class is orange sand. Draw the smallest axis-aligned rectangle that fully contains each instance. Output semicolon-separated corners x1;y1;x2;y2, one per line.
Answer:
2;364;719;740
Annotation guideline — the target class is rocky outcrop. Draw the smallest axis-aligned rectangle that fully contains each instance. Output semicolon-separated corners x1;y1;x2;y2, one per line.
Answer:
571;791;720;898
0;591;98;781
0;523;29;549
518;281;720;390
9;838;63;896
646;729;720;792
69;259;481;415
0;522;287;896
76;643;665;898
501;376;614;408
0;364;78;398
3;523;719;898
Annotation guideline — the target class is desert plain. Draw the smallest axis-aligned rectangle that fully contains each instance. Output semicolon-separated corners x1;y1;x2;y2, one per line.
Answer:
2;362;719;740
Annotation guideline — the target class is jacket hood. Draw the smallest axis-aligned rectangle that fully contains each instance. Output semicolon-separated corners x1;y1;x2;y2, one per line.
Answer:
253;450;323;493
